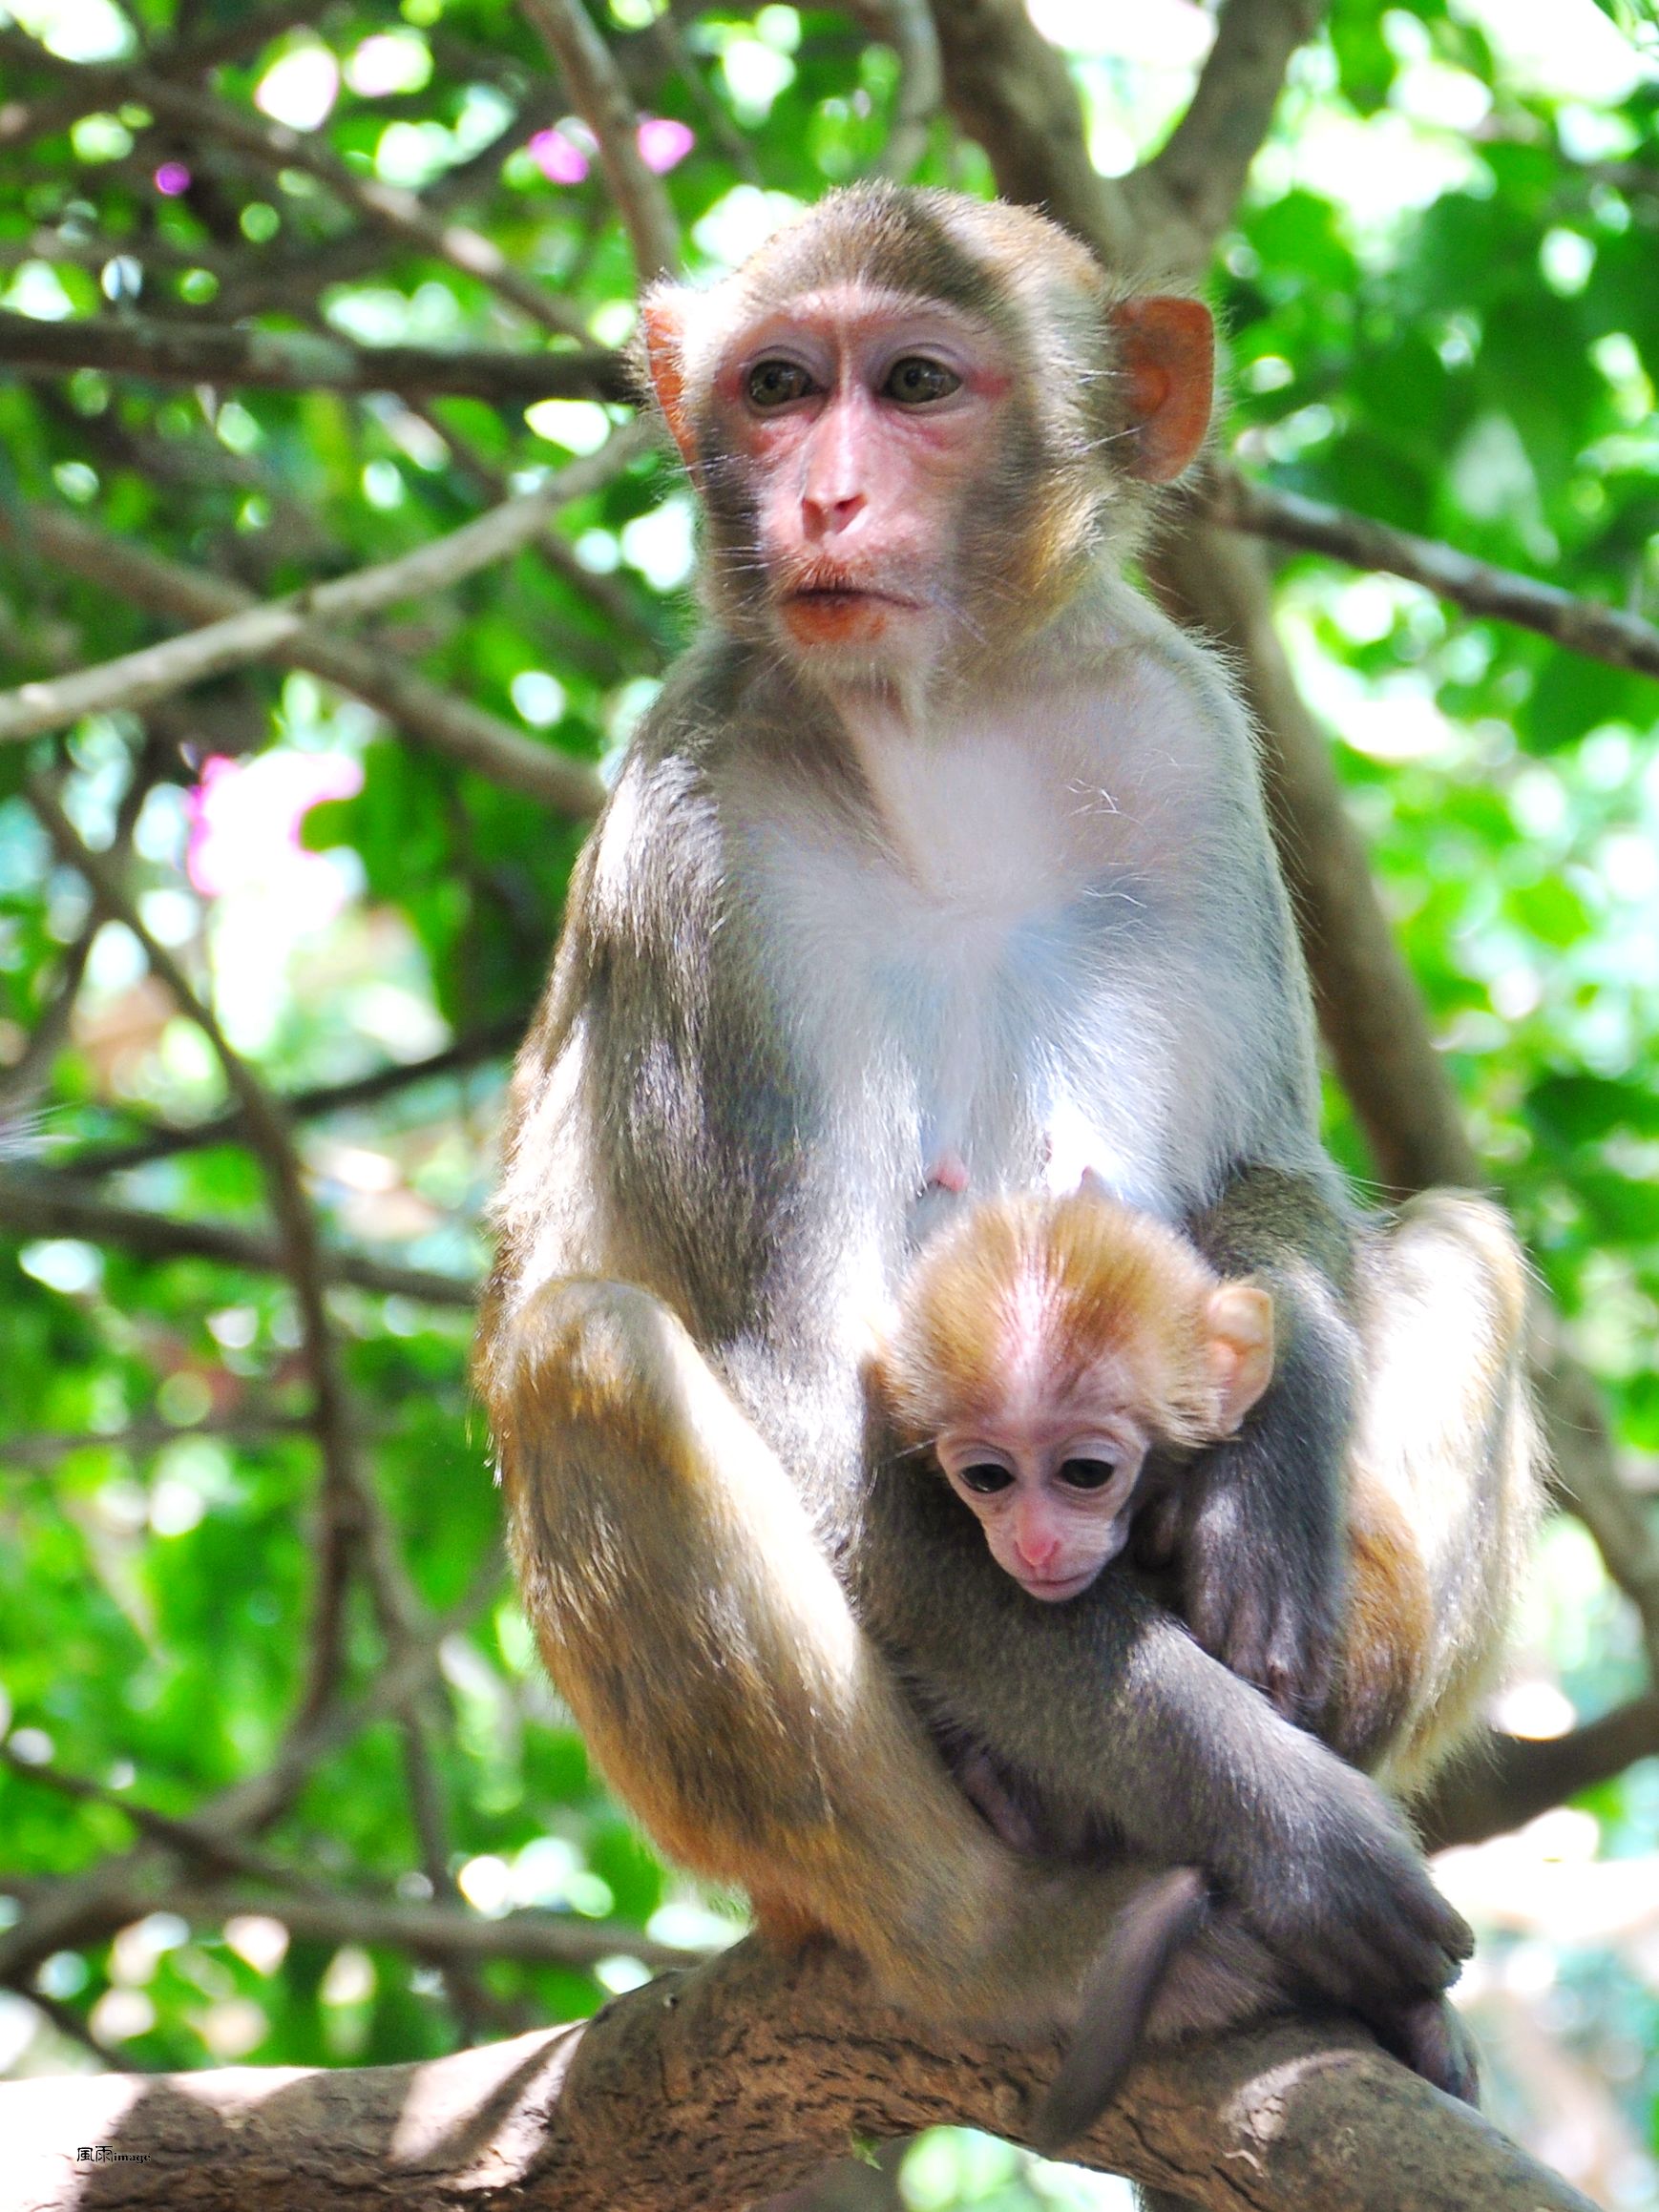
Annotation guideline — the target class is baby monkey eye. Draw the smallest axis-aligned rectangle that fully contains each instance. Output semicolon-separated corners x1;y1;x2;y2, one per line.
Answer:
1058;1457;1118;1491
883;356;962;406
746;359;814;408
958;1462;1015;1495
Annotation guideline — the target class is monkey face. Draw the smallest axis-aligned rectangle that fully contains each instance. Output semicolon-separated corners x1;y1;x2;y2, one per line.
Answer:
933;1424;1146;1601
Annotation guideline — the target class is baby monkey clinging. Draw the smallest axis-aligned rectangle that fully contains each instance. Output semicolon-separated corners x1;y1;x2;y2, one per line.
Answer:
877;1180;1274;1605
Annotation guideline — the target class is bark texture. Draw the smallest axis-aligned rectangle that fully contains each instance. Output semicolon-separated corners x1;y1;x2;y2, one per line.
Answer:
1;1940;1598;2212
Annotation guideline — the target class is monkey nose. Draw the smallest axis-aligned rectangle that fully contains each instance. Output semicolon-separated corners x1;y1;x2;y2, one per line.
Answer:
802;489;866;536
1014;1515;1060;1570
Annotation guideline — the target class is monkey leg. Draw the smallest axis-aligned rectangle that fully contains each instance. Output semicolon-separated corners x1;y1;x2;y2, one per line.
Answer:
489;1276;1145;2029
1347;1190;1542;1796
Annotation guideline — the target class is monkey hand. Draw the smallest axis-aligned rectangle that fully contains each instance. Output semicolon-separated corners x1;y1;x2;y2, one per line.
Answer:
1228;1750;1473;2024
1140;1454;1342;1727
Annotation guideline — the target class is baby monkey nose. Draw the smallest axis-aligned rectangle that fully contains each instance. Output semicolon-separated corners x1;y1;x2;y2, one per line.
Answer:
1014;1508;1061;1569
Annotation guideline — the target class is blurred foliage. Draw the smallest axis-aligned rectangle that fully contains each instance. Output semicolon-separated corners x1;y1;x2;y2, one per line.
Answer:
0;0;1656;2204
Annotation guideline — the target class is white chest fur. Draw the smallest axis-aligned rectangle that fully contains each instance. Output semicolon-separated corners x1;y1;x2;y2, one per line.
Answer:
733;652;1280;1224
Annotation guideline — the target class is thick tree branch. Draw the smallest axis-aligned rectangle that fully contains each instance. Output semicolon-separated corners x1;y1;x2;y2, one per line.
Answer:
0;1942;1595;2212
1208;467;1659;682
0;431;647;745
8;508;607;816
926;0;1140;263
0;1168;476;1307
1418;1700;1659;1853
1140;0;1326;253
0;307;628;406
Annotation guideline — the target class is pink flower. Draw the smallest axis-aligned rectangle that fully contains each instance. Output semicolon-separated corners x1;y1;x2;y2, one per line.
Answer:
528;128;590;185
187;752;363;917
636;116;694;175
154;162;191;197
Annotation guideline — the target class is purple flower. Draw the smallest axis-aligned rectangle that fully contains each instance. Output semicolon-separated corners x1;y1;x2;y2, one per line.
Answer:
637;116;694;175
154;162;191;197
528;128;590;185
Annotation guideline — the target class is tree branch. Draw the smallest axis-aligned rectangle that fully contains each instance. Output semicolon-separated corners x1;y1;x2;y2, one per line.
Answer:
9;508;608;817
1139;0;1328;255
850;0;944;180
0;1942;1595;2212
0;307;628;406
1418;1700;1659;1854
1;31;593;345
1208;466;1659;683
520;0;681;281
0;431;647;743
0;1168;475;1307
60;1012;531;1179
71;1878;704;1977
925;0;1140;264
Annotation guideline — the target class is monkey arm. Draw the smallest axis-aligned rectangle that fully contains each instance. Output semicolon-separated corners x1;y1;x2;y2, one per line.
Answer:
1151;1163;1362;1727
860;1471;1470;2030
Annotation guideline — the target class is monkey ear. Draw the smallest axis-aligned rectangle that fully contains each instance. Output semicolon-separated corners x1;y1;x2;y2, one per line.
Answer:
641;294;699;471
1205;1283;1274;1432
1108;297;1214;484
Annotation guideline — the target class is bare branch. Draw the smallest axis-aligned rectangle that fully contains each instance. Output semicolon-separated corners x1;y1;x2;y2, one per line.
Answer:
925;0;1140;264
1137;0;1330;253
0;5;317;154
0;1168;476;1307
1418;1700;1659;1853
0;1576;501;1996
0;1942;1595;2212
520;0;681;281
124;1882;706;1976
11;509;608;817
848;0;943;179
61;1012;531;1179
0;307;628;406
0;428;649;761
3;31;594;344
30;782;377;1726
1208;466;1659;684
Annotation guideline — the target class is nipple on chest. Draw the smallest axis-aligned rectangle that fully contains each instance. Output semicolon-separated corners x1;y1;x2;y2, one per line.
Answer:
924;1148;970;1197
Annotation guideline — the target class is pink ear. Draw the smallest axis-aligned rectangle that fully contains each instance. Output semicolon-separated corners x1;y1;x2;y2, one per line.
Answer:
1108;296;1214;484
641;297;697;470
1205;1283;1274;1433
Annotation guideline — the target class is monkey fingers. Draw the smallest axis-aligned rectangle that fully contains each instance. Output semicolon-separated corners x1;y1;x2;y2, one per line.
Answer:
1235;1770;1474;2016
1180;1491;1343;1730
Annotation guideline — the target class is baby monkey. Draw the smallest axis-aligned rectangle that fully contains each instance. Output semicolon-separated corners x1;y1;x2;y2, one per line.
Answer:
878;1178;1275;1608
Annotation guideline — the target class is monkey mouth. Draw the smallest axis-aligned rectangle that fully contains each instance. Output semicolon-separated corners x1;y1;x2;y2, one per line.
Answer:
1018;1566;1101;1603
779;576;924;644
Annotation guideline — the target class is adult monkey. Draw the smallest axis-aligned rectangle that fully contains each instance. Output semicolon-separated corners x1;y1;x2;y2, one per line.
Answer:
477;187;1479;2118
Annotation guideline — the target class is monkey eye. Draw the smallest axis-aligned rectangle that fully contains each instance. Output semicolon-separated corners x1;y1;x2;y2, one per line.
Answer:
957;1462;1015;1495
746;359;815;408
1058;1457;1118;1491
882;356;962;407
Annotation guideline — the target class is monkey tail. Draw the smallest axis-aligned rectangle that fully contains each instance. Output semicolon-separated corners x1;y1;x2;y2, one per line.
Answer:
1031;1866;1209;2158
